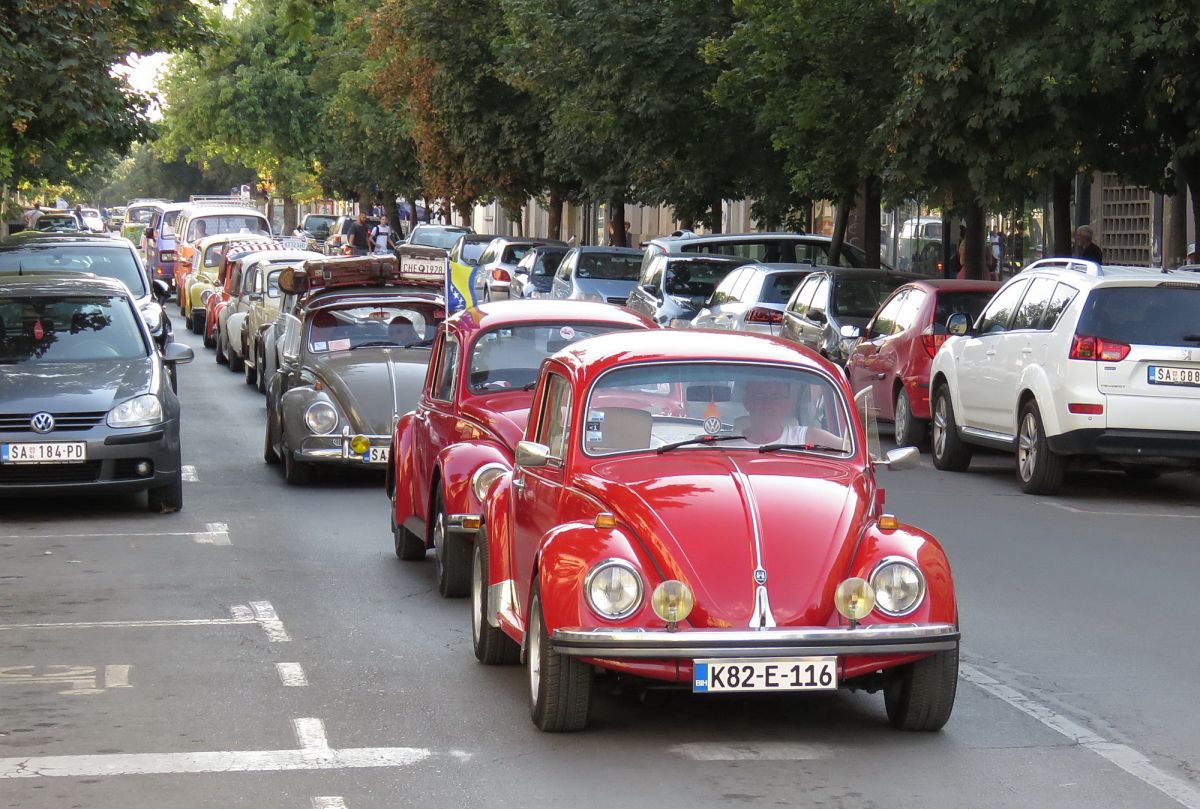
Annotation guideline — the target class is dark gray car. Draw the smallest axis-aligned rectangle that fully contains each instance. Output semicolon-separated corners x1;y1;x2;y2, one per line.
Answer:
0;274;194;510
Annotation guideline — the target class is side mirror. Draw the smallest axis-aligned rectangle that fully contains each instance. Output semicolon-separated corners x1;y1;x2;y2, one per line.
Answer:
946;313;971;336
878;446;920;471
152;279;170;302
839;324;861;339
162;341;194;365
280;313;302;365
809;310;827;324
515;440;550;468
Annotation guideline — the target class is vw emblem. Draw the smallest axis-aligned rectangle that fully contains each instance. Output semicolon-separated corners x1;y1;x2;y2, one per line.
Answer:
30;412;55;434
703;416;722;435
754;568;767;585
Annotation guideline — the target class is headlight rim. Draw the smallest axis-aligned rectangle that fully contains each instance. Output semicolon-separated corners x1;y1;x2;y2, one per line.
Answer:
106;393;164;428
471;462;509;503
304;401;338;435
584;558;644;621
869;556;927;618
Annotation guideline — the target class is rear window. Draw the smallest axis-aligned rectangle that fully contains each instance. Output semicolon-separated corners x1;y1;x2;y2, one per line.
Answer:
761;272;807;304
411;227;470;250
189;215;270;240
501;245;534;264
462;242;489;263
0;245;147;296
833;276;909;318
933;292;995;332
530;250;567;277
577;253;642;281
1076;286;1200;347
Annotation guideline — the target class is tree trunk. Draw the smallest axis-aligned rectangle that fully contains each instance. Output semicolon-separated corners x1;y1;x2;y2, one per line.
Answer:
1179;152;1200;266
963;199;986;280
827;189;855;267
282;195;298;234
547;187;563;241
710;196;723;234
940;210;954;279
607;192;627;247
356;186;372;214
1167;156;1188;268
862;177;882;269
1051;173;1073;256
456;200;473;228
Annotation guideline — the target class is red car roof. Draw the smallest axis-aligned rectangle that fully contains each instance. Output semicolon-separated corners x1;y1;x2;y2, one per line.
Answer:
448;300;656;336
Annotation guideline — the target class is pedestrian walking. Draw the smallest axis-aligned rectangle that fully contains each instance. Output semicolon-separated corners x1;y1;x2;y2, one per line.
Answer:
370;214;397;254
23;203;43;230
1073;225;1103;263
945;225;965;279
347;213;371;256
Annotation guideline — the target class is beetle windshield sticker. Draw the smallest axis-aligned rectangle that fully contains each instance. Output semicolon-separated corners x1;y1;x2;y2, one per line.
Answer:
312;341;328;352
33;320;45;340
703;400;722;435
328;338;351;352
585;409;605;443
559;325;576;340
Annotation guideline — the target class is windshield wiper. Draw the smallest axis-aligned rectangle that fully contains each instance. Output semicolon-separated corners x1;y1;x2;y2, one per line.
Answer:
758;442;847;454
521;380;539;391
1183;333;1200;342
656;434;747;454
404;337;435;348
351;340;403;349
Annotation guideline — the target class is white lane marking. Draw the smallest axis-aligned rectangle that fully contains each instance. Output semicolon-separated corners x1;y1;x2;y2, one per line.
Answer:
312;799;347;809
962;664;1200;809
195;522;231;546
1042;501;1200;520
181;465;198;482
104;665;131;688
0;665;130;696
229;604;255;621
250;601;291;642
293;718;329;751
0;528;233;543
670;742;831;761
277;663;308;687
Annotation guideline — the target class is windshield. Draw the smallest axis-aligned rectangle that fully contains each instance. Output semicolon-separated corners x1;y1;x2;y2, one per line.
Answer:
1077;286;1200;346
302;215;337;237
833;276;909;318
664;259;739;299
126;206;156;225
35;215;79;231
529;249;567;277
584;362;852;455
412;227;470;250
577;253;642;282
0;295;147;364
468;323;631;392
188;215;270;240
0;246;147;296
307;301;443;352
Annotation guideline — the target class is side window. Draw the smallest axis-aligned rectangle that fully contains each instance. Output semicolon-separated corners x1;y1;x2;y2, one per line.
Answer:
477;247;496;266
976;280;1029;335
244;265;259;294
267;270;282;298
1011;277;1057;330
729;269;757;303
709;269;743;306
536;374;572;462
554;253;574;283
644;257;665;293
806;277;830;319
870;290;908;337
787;276;819;316
432;336;459;402
894;289;927;333
1040;282;1079;330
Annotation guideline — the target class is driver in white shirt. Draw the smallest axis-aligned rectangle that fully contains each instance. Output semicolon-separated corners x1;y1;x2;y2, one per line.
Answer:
740;379;845;449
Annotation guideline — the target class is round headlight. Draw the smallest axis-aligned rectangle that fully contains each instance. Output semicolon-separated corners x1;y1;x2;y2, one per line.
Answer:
870;559;926;616
471;463;507;503
200;289;214;304
304;402;338;435
585;560;643;620
834;577;875;621
651;580;694;624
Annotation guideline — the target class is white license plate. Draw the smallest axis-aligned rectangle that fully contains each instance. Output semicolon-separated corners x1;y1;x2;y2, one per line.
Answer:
1;442;88;464
362;447;390;464
401;256;445;278
1148;365;1200;387
692;656;837;693
280;237;310;250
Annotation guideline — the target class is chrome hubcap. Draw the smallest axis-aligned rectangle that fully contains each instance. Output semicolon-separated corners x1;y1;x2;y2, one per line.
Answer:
1018;413;1038;481
433;513;445;575
895;392;909;441
932;397;947;457
471;546;483;644
528;603;541;704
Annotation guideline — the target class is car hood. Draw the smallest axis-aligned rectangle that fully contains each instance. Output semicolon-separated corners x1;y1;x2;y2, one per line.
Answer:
311;348;431;434
575;278;638;299
458;392;532;449
577;452;869;628
1;359;154;414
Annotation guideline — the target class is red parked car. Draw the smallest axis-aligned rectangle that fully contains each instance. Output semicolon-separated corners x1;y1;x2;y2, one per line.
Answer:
846;279;999;446
470;329;960;732
387;301;655;597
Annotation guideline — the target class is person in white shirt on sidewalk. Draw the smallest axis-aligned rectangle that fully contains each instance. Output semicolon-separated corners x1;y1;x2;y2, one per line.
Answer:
370;214;397;255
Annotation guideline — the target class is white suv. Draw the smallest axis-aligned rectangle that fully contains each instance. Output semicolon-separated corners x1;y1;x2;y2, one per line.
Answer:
929;258;1200;494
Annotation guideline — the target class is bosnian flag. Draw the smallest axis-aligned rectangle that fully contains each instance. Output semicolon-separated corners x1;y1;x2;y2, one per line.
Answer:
446;257;479;314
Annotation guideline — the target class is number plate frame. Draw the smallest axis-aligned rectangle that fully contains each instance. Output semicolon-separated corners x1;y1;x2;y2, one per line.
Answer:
1148;365;1200;387
692;656;838;693
1;442;88;465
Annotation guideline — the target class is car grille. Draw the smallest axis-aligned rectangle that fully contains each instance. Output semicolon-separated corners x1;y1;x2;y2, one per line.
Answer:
606;297;627;305
0;462;101;484
0;412;107;433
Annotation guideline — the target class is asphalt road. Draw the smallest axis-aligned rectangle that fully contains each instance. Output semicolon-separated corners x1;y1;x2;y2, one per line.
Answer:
2;310;1199;808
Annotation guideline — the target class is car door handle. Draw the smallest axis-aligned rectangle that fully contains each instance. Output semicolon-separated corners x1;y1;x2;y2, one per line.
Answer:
985;349;997;357
874;373;886;380
1021;347;1034;355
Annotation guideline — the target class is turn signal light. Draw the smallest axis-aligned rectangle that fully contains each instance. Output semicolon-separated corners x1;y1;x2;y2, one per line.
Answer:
1069;334;1130;362
878;514;899;530
594;513;617;529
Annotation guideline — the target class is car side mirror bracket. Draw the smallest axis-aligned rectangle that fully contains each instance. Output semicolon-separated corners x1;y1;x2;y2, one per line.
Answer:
515;441;550;469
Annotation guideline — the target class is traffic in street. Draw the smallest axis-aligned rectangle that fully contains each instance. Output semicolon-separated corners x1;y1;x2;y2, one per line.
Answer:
2;304;1198;807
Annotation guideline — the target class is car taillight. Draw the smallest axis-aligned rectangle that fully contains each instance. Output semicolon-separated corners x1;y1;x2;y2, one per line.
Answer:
1069;334;1131;362
1067;403;1104;415
492;268;511;282
160;250;176;263
745;307;783;325
921;326;949;358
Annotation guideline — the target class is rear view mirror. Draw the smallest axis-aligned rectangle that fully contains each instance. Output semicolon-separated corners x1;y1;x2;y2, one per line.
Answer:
162;341;194;365
686;384;732;403
879;446;920;471
515;441;549;468
946;313;970;336
839;324;861;339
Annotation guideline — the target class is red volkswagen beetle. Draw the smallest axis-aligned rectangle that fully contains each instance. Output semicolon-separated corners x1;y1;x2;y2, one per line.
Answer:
470;329;959;732
846;279;999;446
387;301;655;597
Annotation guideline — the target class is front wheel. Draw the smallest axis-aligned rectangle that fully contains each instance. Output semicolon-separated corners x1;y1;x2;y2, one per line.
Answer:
391;494;426;561
227;335;245;373
528;587;592;732
433;494;470;598
243;344;257;386
893;387;927;449
214;326;228;364
147;470;184;513
472;532;519;664
1016;401;1066;495
264;406;280;465
282;432;311;485
190;309;204;335
930;386;972;472
884;643;958;731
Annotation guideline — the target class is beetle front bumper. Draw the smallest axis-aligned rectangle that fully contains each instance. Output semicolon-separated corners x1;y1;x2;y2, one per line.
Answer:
551;623;959;659
296;428;391;465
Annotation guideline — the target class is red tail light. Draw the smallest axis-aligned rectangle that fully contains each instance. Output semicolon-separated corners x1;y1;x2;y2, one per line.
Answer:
921;326;949;358
1069;334;1130;362
745;307;783;325
1067;403;1104;415
492;269;511;282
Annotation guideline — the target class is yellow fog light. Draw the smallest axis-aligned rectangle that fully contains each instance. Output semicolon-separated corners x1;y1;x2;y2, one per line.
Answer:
350;435;370;455
651;580;694;624
834;577;876;622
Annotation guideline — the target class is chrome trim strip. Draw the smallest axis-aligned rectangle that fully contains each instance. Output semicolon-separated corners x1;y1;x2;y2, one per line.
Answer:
960;426;1015;443
729;462;776;628
550;623;959;659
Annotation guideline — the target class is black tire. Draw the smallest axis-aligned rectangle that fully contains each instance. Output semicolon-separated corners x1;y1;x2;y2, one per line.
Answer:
527;587;591;732
227;334;245;373
472;531;520;664
930;386;972;472
255;344;268;394
1124;467;1161;481
282;433;311;485
214;326;228;364
391;495;427;561
1016;400;1066;495
243;343;257;385
190;309;204;335
203;320;215;349
147;471;184;513
433;491;471;598
264;406;280;465
884;643;958;731
893;387;927;449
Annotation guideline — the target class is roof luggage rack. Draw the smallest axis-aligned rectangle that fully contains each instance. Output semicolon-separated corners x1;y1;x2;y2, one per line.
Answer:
188;195;259;207
278;248;447;296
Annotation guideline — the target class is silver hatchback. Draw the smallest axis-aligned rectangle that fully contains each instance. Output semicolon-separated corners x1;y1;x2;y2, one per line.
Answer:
690;263;815;336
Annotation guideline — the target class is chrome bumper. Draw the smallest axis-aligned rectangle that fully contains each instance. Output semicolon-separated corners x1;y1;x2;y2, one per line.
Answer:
550;623;959;659
296;429;390;465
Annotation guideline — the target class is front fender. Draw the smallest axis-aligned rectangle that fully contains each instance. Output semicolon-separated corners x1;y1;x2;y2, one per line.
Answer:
534;525;652;635
847;523;956;627
281;386;326;446
435;441;513;517
389;412;420;519
227;312;248;354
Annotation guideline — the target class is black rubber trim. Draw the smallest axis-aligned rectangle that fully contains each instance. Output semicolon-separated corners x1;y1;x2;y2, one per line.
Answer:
104;430;166;446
